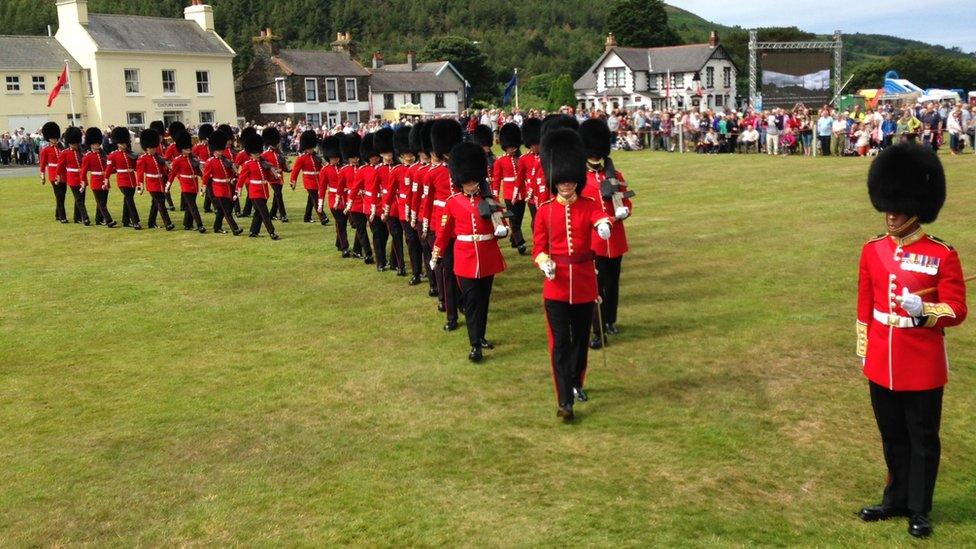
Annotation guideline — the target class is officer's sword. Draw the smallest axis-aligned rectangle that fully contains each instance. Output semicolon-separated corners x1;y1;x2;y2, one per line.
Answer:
905;274;976;298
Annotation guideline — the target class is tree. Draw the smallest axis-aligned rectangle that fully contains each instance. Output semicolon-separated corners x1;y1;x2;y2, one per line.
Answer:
606;0;680;48
419;35;494;101
547;74;577;110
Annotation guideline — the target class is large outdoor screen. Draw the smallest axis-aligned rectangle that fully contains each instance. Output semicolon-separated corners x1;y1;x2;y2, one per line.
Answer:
761;51;832;108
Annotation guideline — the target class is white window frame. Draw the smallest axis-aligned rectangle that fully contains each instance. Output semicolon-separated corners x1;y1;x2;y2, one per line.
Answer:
604;67;625;88
715;95;724;107
67;113;82;125
305;77;318;103
126;111;146;131
706;67;715;89
124;69;140;95
31;75;46;93
306;112;321;127
161;69;177;95
673;73;685;88
5;75;20;93
275;78;286;103
647;72;657;90
325;78;338;102
723;67;732;88
434;92;445;109
199;111;215;125
85;69;93;96
327;111;339;128
410;92;422;105
383;93;394;110
344;78;357;102
196;71;211;95
346;111;359;125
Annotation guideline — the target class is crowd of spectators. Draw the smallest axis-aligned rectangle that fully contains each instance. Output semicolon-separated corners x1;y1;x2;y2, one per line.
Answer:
0;129;43;166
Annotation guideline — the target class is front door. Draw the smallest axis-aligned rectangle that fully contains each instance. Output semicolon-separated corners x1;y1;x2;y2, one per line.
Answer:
162;111;184;127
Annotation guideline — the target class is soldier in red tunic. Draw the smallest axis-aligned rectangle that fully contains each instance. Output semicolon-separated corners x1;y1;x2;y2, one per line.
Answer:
533;128;613;421
519;118;545;224
383;127;415;277
318;135;350;257
235;132;279;240
105;126;141;229
56;126;90;225
163;121;187;212
150;121;176;211
428;119;464;330
80;127;115;228
136;129;174;231
290;130;327;225
341;134;370;261
167;131;206;233
201;129;242;235
39;122;66;223
262;126;290;222
375;128;403;275
194;124;215;213
856;144;967;539
413;122;438;297
493;123;524;254
432;142;510;362
470;124;496;188
235;126;258;218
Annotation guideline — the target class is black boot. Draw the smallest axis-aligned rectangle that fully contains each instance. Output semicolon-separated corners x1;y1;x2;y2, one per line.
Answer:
557;404;574;421
858;505;909;522
573;387;588;402
908;514;932;538
468;346;483;363
408;275;422;286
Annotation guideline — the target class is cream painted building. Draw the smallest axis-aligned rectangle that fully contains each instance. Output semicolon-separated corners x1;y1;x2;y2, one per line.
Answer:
0;36;84;133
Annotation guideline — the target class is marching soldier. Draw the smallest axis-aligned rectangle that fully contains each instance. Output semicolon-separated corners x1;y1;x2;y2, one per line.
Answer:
234;126;257;217
194;124;215;213
56;126;90;225
290;130;328;225
262;126;290;222
471;124;496;183
39;122;66;223
150;121;176;211
425;119;464;330
105;126;142;229
167;131;207;233
376;128;404;275
80;126;116;228
201;129;242;235
389;125;422;282
412;122;438;297
318;135;351;257
856;144;967;539
341;133;370;262
361;133;388;271
236;132;279;239
431;142;509;362
579;119;633;348
533;128;613;421
493;123;525;254
136;128;174;231
518;118;545;223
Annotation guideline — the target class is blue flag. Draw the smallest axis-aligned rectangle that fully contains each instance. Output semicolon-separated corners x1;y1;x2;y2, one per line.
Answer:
502;72;517;105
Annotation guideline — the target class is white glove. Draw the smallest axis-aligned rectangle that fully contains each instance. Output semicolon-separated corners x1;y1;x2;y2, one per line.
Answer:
900;287;924;317
429;258;440;272
596;222;611;241
317;199;324;213
614;206;630;220
494;225;509;238
540;260;556;280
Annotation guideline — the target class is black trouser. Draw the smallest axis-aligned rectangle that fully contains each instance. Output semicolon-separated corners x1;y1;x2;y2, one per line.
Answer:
350;212;371;257
120;187;140;225
304;189;325;222
592;256;623;337
269;184;287;219
164;188;176;210
870;382;943;514
506;199;526;248
404;222;423;278
436;234;459;322
424;231;436;292
544;299;594;407
459;275;494;347
370;216;389;267
148;191;172;227
69;186;89;223
528;203;538;227
92;189;114;225
387;217;405;271
203;182;214;212
819;135;831;156
181;192;204;229
52;182;68;221
240;196;250;217
249;198;276;236
214;196;240;233
331;208;350;251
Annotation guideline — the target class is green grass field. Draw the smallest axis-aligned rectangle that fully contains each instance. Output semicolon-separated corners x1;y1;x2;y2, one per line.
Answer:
1;151;974;546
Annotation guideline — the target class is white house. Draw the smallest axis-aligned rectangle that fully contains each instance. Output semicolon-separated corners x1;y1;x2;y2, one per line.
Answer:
368;52;467;118
575;32;738;112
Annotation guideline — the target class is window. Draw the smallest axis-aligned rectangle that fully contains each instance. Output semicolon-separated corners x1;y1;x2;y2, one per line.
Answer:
715;95;724;107
647;72;657;90
705;67;715;89
85;69;93;96
305;78;318;102
307;113;321;127
275;78;286;103
346;111;359;125
196;71;210;95
604;67;626;88
162;70;176;94
5;75;20;92
126;112;145;131
434;92;445;109
325;78;337;102
410;92;421;105
723;67;732;88
67;113;82;125
124;69;139;94
383;93;394;110
199;111;215;125
671;73;685;88
344;78;357;101
32;75;46;92
327;111;339;128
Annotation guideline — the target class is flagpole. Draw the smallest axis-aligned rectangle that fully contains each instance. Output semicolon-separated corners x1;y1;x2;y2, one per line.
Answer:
514;68;519;111
65;60;77;127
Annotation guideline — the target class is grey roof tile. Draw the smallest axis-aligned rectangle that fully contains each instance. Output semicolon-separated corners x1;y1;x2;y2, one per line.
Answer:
0;36;81;71
275;49;369;76
368;70;458;92
84;13;233;56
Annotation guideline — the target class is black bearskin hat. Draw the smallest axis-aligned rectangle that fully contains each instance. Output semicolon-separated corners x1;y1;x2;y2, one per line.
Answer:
579;118;612;159
111;126;131;145
394;126;413;156
540;128;586;195
168;121;186;138
243;132;264;155
85;127;103;147
239;126;257;143
174;131;193;151
374;127;395;155
409;122;425;155
420;121;434;155
521;117;542;147
430;118;463;157
139;128;161;150
868;143;946;224
198;123;214;141
217;124;234;141
360;133;378;159
499;122;521;150
471;124;493;148
320;135;341;159
149;120;165;135
541;114;579;136
63;126;83;145
449;142;488;188
341;133;362;160
299;130;318;151
41;121;61;141
208;129;228;152
262;126;281;147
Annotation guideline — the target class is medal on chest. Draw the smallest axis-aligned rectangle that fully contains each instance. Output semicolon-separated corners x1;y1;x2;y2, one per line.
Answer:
900;252;940;275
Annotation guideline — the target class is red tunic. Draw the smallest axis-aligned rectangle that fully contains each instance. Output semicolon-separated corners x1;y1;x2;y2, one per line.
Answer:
857;231;968;391
493;153;521;202
80;151;109;191
136;153;166;192
235;158;272;200
386;163;413;222
434;192;508;279
340;164;363;212
402;162;421;223
163;142;179;163
290;153;322;190
377;162;397;219
56;147;84;187
581;168;631;258
519;151;546;205
426;163;452;232
261;149;287;185
234;149;250;169
168;154;199;193
105;150;137;188
202;155;235;198
318;163;341;207
192;142;212;163
412;163;431;225
358;163;379;216
532;196;612;304
40;144;61;182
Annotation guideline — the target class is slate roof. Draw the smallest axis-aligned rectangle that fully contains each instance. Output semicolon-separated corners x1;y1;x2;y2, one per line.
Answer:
274;49;369;77
369;70;458;93
83;13;233;56
574;44;733;91
0;36;81;71
375;61;448;73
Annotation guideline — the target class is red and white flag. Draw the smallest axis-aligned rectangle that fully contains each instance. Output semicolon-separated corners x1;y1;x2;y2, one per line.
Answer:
47;64;68;108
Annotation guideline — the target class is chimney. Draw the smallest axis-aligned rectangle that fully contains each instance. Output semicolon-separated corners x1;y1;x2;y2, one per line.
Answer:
252;28;281;57
709;31;718;48
372;52;384;70
56;0;89;27
184;0;214;33
406;51;417;71
605;32;617;52
331;31;355;56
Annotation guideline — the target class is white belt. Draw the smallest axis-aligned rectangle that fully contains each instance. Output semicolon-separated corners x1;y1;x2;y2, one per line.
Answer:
327;187;338;193
364;191;374;197
456;234;493;242
398;193;407;199
873;309;915;328
249;179;264;184
213;178;229;183
90;171;104;176
433;200;446;207
502;177;515;181
47;163;58;168
303;171;317;175
145;174;162;178
179;174;195;179
116;169;132;173
67;168;80;173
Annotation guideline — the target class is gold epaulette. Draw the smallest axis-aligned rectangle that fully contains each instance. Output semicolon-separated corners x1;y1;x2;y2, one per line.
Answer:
865;234;886;245
540;197;556;206
927;235;954;250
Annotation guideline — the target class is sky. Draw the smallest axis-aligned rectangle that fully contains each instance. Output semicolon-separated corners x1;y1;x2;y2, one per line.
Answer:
667;0;976;52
